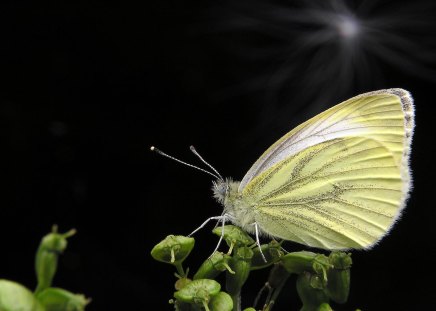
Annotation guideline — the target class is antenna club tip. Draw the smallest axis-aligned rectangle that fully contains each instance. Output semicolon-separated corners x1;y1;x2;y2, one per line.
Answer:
150;146;156;151
189;145;196;151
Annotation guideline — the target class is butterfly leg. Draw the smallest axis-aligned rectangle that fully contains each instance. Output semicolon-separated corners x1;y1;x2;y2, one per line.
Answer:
213;211;226;229
209;213;240;258
188;215;226;237
253;222;267;263
209;214;228;258
188;214;232;259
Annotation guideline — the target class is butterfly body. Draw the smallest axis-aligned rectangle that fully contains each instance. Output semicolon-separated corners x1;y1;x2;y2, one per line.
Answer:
212;89;414;251
213;179;259;235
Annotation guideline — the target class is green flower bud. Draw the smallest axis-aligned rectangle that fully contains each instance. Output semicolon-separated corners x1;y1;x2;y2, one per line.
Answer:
173;300;193;311
194;252;234;280
151;235;194;278
174;279;221;310
209;291;233;311
35;225;76;294
329;252;352;270
308;274;325;290
243;308;256;311
212;225;254;249
312;255;331;286
317;302;333;311
0;279;44;311
296;272;329;311
151;235;195;265
267;263;290;288
175;277;192;291
36;287;90;311
326;252;352;304
251;240;283;270
281;251;331;286
281;251;317;274
226;247;253;295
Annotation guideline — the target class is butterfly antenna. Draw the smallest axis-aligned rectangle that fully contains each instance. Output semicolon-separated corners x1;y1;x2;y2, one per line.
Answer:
190;145;223;181
150;146;220;180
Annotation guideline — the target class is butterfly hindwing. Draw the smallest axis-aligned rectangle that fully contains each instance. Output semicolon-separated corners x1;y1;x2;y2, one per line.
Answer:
239;89;414;249
244;136;402;249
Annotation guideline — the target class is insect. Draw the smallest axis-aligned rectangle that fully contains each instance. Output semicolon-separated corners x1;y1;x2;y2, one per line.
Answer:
152;88;414;258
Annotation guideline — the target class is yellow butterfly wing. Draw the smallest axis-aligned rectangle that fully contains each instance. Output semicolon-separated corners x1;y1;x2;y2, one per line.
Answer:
240;89;414;249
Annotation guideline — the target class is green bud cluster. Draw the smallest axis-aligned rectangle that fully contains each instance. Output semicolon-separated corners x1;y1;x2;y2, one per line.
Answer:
151;226;355;311
0;226;89;311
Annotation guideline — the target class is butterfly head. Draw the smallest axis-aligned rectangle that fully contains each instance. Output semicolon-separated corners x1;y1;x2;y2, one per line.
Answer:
212;179;229;204
212;178;241;205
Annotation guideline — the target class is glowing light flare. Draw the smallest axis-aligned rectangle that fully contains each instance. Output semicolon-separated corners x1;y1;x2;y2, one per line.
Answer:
335;14;361;39
199;0;436;120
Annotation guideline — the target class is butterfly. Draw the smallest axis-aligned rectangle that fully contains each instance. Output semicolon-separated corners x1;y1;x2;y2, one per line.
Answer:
153;88;414;253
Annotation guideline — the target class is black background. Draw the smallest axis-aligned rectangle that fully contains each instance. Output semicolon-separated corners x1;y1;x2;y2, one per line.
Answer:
2;0;436;310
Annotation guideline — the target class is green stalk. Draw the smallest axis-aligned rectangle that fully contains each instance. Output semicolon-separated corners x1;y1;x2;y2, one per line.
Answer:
264;274;289;311
175;262;186;278
231;292;241;311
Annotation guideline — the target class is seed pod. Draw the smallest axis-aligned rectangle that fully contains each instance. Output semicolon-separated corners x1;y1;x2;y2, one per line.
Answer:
174;279;221;306
35;225;76;294
251;240;283;270
311;255;331;286
173;300;193;311
151;235;195;265
296;272;329;311
209;291;233;311
212;225;255;248
0;279;44;311
329;252;352;270
175;277;192;291
226;247;253;295
281;251;331;287
317;302;333;311
267;263;290;288
194;252;234;280
281;251;317;274
326;252;352;304
35;287;90;311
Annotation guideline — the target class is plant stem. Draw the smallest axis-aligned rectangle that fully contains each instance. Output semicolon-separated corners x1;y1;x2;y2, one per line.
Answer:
175;263;185;278
231;292;241;311
265;274;290;311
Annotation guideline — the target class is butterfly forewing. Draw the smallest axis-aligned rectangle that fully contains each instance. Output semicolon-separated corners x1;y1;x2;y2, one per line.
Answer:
239;89;413;192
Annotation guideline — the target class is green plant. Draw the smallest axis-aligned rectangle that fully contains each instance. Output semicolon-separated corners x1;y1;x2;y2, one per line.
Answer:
151;225;356;311
0;225;89;311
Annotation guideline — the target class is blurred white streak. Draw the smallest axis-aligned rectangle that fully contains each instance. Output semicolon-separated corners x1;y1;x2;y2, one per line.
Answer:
196;0;436;113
